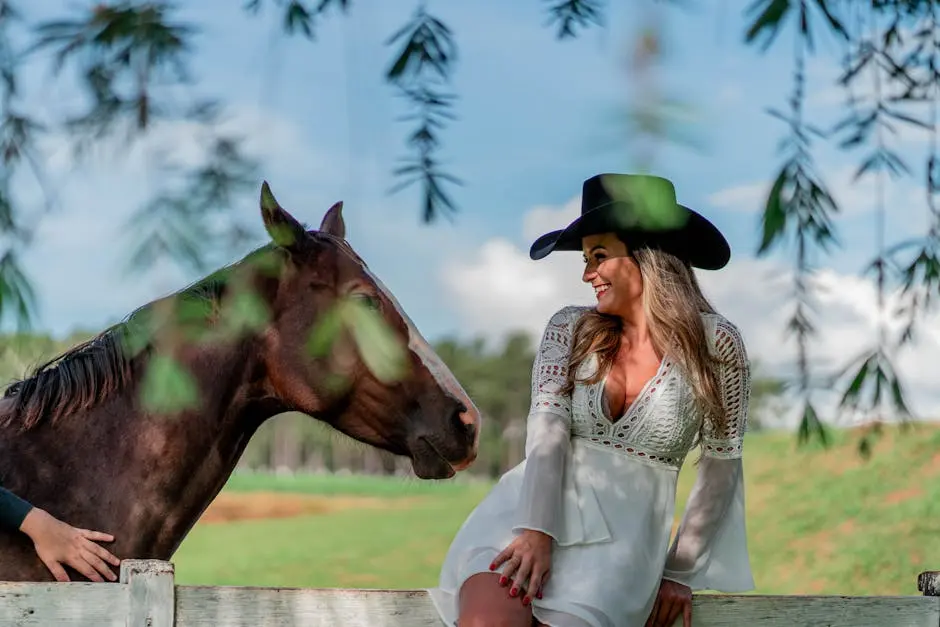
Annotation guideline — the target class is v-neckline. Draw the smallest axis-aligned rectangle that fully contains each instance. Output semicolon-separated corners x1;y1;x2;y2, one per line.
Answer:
599;358;669;426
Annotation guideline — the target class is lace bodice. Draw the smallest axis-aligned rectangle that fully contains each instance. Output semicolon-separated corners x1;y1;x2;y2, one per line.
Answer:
531;305;750;471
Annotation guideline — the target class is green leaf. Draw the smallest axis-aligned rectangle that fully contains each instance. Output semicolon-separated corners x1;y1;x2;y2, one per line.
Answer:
757;168;788;254
796;400;829;448
304;297;408;384
744;0;792;52
0;251;38;331
306;304;344;358
139;354;201;414
219;287;271;337
810;0;848;40
343;298;408;384
543;0;605;39
838;354;873;411
284;1;314;39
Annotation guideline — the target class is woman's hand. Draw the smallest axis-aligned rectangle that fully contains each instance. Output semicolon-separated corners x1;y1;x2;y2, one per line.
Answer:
19;508;121;583
489;529;553;606
646;578;692;627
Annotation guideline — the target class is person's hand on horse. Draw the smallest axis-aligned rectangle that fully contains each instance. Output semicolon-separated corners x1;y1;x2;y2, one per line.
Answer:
20;507;121;583
646;578;692;627
489;528;553;606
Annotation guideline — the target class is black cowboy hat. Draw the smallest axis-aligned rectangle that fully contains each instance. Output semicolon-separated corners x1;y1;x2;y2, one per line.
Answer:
528;173;731;270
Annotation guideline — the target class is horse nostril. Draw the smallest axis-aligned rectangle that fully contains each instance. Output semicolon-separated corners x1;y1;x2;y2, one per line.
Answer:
451;402;475;441
463;420;476;444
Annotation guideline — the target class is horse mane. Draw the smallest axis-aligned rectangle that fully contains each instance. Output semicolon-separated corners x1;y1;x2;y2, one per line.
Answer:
0;243;283;432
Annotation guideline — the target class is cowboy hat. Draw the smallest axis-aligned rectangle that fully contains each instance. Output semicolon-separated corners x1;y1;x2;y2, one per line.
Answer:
528;173;731;270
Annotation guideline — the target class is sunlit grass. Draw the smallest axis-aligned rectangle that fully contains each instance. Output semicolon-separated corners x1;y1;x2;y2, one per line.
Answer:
173;424;940;595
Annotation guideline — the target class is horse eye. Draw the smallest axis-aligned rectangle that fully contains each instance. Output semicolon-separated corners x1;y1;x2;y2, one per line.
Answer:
351;293;380;311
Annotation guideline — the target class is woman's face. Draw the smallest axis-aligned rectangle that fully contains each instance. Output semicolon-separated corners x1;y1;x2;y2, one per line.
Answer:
581;232;644;317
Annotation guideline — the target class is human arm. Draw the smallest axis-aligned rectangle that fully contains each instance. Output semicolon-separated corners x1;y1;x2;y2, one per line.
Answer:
2;486;121;582
490;307;578;603
649;318;754;626
0;486;34;531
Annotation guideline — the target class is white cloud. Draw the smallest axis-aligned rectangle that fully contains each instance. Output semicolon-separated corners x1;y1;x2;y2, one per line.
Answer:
706;181;769;214
441;196;940;426
522;196;581;242
443;237;595;344
706;165;926;219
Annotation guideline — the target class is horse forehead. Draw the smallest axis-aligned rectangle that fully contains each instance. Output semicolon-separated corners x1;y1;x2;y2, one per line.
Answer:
312;234;419;336
313;233;367;267
359;267;456;378
313;234;466;400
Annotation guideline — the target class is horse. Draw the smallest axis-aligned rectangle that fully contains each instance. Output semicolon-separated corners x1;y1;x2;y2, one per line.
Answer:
0;182;481;581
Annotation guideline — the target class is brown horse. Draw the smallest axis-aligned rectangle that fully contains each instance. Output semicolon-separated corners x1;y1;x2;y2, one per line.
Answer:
0;182;480;582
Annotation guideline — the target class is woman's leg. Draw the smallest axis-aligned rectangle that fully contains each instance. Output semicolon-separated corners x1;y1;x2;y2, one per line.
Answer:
458;572;533;627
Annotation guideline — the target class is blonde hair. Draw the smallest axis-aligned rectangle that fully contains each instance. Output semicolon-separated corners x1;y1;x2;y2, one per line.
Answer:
563;244;728;434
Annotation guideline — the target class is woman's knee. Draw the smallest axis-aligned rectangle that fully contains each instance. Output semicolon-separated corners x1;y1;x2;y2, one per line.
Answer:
459;615;521;627
458;573;531;627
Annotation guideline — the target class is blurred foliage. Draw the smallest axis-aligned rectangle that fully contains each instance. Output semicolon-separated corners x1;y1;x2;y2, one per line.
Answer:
740;0;940;452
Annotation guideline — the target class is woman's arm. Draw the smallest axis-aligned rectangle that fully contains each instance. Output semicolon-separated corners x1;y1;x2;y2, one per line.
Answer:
1;486;121;582
648;317;754;627
491;306;580;604
662;317;751;585
513;305;579;540
0;486;34;531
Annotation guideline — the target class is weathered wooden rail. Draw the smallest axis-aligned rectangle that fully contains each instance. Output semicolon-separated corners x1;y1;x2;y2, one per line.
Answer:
2;560;940;626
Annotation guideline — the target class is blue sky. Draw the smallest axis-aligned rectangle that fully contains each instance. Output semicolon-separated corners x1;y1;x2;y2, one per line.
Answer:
10;1;940;422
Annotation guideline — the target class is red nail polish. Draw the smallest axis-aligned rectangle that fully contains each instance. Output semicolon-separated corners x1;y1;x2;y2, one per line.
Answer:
499;576;507;586
522;596;531;606
489;563;496;571
510;587;518;597
537;590;543;599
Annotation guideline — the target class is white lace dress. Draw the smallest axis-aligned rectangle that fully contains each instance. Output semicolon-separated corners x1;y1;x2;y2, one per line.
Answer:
428;305;755;627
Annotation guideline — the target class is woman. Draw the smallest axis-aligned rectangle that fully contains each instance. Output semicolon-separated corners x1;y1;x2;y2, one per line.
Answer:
428;173;753;627
1;486;121;582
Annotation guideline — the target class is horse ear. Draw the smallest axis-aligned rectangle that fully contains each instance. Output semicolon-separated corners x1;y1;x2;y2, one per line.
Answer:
319;201;345;239
260;181;306;250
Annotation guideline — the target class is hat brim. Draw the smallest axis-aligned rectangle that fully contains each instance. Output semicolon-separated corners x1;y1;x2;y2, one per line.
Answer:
529;204;730;271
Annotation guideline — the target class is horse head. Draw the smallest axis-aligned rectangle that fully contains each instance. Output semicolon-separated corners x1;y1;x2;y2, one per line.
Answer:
255;182;480;479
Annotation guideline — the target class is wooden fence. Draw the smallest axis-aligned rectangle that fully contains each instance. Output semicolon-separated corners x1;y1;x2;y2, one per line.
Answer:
3;560;940;626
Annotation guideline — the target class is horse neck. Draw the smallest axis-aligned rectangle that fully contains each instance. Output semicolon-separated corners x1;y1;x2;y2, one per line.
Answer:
1;334;288;565
123;336;290;558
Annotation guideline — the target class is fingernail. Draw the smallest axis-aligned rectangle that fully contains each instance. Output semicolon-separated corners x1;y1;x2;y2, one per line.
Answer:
522;596;531;606
489;563;496;571
510;587;518;597
499;576;507;586
537;590;543;599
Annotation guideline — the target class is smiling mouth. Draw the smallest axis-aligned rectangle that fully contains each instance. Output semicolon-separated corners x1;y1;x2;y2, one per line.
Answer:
594;283;611;299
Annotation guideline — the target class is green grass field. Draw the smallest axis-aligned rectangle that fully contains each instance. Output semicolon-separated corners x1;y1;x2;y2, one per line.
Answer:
172;424;940;596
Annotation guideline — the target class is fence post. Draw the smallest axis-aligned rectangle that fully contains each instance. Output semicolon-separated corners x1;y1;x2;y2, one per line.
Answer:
918;571;940;598
120;559;176;627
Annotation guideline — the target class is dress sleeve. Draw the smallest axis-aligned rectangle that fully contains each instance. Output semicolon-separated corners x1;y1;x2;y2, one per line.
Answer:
511;306;578;542
662;317;755;592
